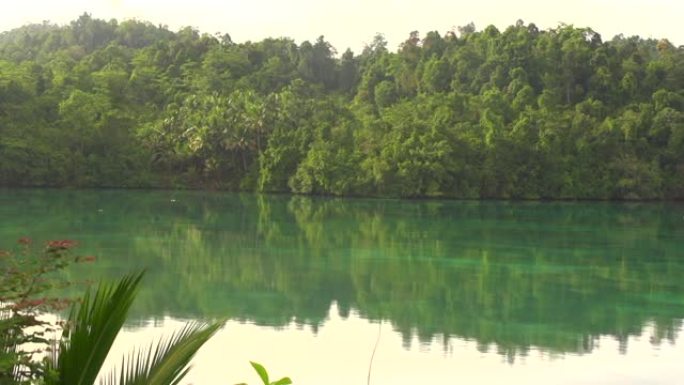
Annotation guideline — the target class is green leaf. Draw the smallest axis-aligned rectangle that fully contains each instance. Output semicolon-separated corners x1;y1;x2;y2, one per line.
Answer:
102;321;222;385
272;377;292;385
249;361;269;385
45;270;223;385
46;272;144;385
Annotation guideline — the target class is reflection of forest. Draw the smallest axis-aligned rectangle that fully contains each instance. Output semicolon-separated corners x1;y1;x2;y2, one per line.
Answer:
2;190;684;358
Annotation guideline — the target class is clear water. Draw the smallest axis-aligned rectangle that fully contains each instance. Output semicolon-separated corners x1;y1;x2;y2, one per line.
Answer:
1;189;683;384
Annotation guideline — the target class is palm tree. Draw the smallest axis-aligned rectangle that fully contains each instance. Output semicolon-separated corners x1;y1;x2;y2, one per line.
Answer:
44;272;222;385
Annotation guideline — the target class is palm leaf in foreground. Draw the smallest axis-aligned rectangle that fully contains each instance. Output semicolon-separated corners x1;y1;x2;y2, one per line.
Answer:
46;271;223;385
47;272;144;385
102;321;221;385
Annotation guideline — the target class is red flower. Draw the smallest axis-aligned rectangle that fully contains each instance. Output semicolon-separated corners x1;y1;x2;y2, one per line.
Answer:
18;237;32;245
46;240;78;250
83;255;96;262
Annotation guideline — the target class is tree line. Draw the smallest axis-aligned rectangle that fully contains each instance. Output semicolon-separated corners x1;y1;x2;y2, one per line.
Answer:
1;14;683;199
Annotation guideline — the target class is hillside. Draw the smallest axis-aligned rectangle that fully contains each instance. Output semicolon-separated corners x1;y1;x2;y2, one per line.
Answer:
1;14;683;199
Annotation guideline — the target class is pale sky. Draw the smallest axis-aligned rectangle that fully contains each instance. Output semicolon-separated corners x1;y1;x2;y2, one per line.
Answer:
1;0;681;53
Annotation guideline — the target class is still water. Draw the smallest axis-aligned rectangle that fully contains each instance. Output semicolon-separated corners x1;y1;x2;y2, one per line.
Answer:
1;189;683;384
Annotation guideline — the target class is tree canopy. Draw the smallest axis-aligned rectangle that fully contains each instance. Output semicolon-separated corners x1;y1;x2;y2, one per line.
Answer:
1;14;683;199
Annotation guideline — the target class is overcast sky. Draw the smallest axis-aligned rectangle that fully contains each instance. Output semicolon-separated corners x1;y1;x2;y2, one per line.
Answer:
1;0;681;53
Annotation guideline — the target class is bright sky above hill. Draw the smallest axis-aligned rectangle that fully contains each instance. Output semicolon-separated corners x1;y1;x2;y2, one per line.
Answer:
1;0;681;52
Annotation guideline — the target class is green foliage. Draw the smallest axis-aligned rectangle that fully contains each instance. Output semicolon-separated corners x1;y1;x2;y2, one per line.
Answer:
0;238;91;384
100;323;221;385
235;362;292;385
0;235;266;385
46;273;145;385
44;271;222;385
1;16;684;199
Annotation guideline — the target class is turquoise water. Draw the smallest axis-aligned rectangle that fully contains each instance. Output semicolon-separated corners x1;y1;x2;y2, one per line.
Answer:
1;189;683;384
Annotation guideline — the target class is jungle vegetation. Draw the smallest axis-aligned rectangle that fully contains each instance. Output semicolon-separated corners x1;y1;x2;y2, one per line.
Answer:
1;15;684;199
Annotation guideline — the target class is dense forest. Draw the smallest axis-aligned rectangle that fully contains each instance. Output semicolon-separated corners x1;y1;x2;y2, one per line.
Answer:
1;14;683;199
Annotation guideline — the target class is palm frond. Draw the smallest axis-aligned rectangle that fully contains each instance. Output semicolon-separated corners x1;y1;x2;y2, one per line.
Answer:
100;321;221;385
47;272;144;385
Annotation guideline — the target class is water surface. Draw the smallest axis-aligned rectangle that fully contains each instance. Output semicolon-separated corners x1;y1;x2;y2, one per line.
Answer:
1;189;683;384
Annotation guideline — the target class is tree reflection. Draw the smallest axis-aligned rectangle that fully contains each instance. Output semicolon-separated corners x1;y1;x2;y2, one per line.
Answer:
1;190;683;358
